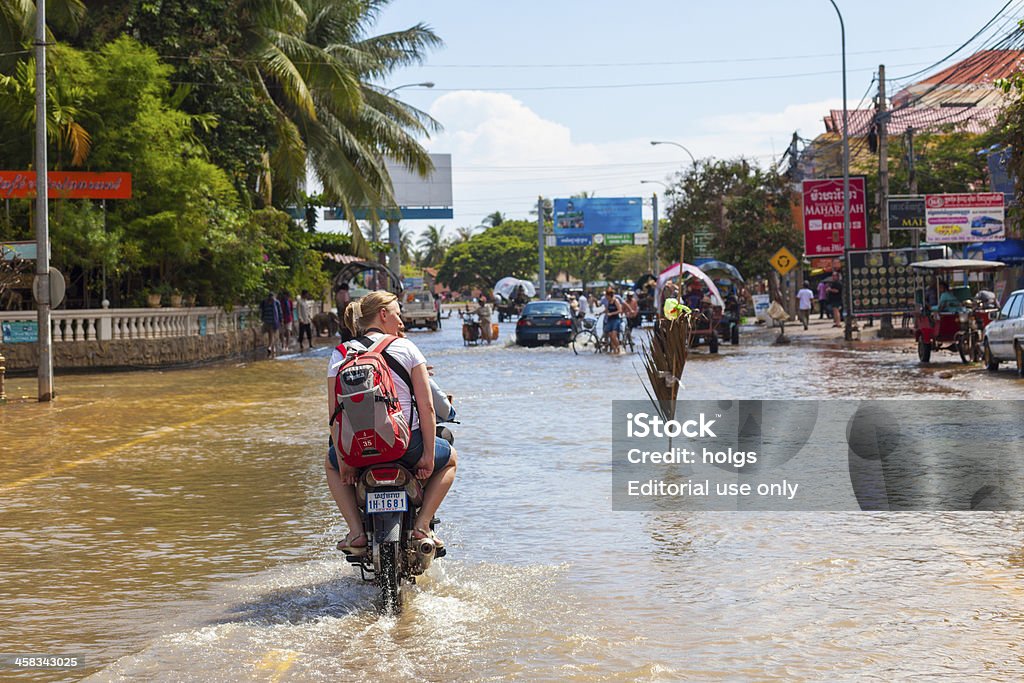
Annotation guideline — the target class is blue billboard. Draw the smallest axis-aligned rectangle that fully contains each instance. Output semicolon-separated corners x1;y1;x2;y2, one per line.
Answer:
553;197;643;235
555;235;592;247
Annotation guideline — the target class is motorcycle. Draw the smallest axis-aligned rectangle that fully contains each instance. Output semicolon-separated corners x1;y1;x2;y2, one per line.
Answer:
344;423;455;615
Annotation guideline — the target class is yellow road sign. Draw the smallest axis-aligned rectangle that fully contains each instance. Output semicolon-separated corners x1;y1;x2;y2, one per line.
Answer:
769;247;798;276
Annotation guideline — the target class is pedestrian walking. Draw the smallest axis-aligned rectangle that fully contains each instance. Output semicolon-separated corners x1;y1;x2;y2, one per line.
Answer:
797;281;815;330
259;291;282;356
817;278;829;319
296;290;314;350
827;272;843;327
279;290;295;349
476;294;493;344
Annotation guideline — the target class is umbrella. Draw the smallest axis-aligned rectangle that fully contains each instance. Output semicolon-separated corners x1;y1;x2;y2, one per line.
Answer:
655;263;725;309
697;260;744;283
494;277;536;301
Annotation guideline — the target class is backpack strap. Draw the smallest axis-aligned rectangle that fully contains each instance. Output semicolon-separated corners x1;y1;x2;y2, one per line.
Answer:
357;334;413;393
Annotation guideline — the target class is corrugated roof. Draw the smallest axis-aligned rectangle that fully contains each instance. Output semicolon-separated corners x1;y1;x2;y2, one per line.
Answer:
916;49;1024;86
826;106;1000;137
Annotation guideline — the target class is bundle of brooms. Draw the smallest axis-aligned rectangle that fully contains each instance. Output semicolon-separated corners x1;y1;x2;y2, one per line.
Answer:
638;315;691;423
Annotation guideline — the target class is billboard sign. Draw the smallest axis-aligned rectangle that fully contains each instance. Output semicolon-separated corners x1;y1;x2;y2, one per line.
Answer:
887;197;925;230
1;241;37;260
847;247;945;315
925;193;1005;243
386;153;452;208
553;197;643;235
555;235;592;247
802;178;867;257
0;171;132;199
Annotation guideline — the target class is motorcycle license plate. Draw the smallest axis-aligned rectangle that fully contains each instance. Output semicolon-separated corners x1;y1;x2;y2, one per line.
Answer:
366;491;407;514
537;333;550;340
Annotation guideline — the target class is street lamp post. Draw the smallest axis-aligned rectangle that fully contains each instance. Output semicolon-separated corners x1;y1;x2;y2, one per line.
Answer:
650;140;697;166
381;82;435;277
641;180;669;273
827;0;854;342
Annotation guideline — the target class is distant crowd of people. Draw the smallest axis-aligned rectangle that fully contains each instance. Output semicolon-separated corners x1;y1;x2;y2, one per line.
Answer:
258;290;316;356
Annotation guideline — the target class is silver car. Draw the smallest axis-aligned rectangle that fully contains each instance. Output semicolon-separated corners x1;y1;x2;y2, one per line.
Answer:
983;288;1024;376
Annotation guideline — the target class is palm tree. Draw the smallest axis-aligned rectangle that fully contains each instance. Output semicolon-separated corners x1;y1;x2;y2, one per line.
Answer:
0;0;84;73
237;0;442;214
484;210;504;227
452;225;478;244
417;224;447;266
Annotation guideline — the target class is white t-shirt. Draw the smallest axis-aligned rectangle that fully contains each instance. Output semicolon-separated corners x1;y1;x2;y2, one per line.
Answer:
328;333;428;431
578;297;590;316
797;288;815;310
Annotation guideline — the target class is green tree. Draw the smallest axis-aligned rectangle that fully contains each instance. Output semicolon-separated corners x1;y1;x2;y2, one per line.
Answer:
664;158;799;281
437;224;534;290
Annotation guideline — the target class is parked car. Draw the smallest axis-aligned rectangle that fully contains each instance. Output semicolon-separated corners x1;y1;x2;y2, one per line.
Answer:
401;290;438;331
982;288;1024;375
515;300;574;347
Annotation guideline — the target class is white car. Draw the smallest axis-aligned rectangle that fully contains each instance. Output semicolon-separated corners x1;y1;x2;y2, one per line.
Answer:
982;288;1024;376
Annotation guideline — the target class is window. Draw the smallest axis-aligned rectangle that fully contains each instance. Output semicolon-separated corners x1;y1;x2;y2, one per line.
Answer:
1002;294;1023;319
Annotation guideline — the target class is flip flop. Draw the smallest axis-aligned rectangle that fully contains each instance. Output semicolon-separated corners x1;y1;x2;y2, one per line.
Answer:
338;531;367;556
412;527;444;550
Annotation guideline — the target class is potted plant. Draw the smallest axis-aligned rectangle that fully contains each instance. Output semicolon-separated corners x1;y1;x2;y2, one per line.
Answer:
144;288;162;308
169;288;183;308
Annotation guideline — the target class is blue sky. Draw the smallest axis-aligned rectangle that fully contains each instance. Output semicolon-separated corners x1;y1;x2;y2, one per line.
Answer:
323;1;1023;237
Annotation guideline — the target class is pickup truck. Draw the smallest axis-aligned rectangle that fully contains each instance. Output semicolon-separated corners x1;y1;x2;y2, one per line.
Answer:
401;290;438;331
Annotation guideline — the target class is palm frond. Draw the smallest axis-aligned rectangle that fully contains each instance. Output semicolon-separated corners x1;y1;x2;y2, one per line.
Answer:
638;317;691;423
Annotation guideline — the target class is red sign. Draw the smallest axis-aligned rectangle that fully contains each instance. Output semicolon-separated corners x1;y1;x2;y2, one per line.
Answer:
801;178;867;257
0;171;132;199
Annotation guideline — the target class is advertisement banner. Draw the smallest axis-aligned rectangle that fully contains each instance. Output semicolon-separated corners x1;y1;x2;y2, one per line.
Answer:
847;247;945;315
887;198;925;230
802;178;867;257
1;320;38;343
0;171;132;199
925;193;1005;243
553;197;642;235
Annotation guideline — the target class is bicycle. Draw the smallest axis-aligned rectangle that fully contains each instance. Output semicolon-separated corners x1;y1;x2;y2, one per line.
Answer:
572;314;635;355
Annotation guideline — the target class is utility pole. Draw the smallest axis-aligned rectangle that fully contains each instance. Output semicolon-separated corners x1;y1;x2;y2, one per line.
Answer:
878;64;893;336
906;127;918;246
35;0;53;402
878;65;889;249
651;192;660;273
537;196;546;299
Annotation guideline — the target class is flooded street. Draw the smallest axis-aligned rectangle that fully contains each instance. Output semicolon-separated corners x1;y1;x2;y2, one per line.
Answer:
2;323;1024;681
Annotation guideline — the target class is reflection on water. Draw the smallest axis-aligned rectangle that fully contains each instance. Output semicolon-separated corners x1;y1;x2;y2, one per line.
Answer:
2;324;1024;680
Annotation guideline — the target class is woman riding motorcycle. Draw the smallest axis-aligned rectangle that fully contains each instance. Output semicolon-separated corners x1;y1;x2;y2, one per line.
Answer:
325;290;458;555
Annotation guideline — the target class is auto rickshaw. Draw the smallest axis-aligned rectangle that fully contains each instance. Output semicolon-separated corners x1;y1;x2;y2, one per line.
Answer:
909;258;1006;364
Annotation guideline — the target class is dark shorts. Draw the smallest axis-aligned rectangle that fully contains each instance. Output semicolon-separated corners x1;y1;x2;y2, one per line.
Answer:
328;429;453;472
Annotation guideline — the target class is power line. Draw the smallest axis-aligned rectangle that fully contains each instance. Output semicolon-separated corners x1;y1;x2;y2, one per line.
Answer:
888;0;1023;83
420;44;960;69
426;63;926;93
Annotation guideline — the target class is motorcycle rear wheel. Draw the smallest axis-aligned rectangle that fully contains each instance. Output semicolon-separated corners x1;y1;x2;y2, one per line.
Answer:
377;541;403;615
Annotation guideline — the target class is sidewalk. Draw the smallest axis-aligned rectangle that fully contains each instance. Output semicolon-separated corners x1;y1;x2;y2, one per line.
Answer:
746;313;903;346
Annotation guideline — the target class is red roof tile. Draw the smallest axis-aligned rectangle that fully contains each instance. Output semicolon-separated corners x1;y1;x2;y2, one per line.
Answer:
826;106;1000;137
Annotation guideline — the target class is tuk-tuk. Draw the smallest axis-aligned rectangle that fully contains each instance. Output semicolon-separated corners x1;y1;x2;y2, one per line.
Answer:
909;258;1006;364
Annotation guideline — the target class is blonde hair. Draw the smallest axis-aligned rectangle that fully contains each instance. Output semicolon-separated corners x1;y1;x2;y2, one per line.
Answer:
343;290;398;335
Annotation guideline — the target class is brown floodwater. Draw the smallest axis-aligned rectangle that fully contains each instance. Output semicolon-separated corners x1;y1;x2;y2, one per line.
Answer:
1;323;1023;681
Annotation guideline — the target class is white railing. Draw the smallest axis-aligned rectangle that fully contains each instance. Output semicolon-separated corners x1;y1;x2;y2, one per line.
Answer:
0;306;257;342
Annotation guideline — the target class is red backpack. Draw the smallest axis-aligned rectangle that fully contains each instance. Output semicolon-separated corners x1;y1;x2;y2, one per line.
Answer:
329;335;412;467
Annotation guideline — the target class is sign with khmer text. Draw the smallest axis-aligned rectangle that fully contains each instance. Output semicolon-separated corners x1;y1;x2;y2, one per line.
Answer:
924;193;1005;243
0;171;132;200
801;178;867;257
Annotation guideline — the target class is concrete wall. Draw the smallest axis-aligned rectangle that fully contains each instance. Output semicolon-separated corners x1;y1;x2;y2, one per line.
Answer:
1;329;264;374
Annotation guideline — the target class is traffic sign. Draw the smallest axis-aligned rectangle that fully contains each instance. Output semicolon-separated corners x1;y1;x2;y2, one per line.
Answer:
769;247;798;276
32;267;66;308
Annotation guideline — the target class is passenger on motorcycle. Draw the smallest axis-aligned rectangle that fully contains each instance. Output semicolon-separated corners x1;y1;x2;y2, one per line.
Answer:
326;291;457;555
